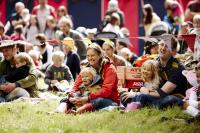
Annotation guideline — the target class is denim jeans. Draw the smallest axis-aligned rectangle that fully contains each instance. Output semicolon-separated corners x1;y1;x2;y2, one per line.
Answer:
0;87;30;102
91;98;118;110
131;94;183;109
61;97;118;111
0;76;6;84
5;87;30;101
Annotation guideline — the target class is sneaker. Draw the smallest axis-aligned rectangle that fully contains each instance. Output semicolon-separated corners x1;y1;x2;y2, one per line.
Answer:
185;106;200;117
125;102;141;112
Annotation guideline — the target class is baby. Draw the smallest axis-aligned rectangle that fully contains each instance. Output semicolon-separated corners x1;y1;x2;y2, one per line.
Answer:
55;67;101;113
73;67;101;98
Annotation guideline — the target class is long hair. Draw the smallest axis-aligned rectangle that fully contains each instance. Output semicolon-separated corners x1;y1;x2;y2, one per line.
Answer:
141;60;160;86
87;43;103;58
143;4;153;25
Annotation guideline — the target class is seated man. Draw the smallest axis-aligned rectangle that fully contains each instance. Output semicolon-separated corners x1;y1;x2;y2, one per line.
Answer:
121;34;188;109
0;40;38;102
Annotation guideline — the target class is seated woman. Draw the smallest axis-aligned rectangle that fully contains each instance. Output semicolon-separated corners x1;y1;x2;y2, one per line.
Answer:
102;40;126;67
57;43;119;114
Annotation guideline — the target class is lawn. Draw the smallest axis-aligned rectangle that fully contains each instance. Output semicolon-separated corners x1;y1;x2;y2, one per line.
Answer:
0;100;200;133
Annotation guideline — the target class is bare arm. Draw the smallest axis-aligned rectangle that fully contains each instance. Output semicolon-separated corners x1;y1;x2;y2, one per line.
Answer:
151;81;177;98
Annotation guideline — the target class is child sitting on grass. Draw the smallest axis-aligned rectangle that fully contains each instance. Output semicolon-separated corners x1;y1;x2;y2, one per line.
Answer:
44;51;73;92
120;60;160;110
71;67;100;100
184;64;200;117
55;67;101;114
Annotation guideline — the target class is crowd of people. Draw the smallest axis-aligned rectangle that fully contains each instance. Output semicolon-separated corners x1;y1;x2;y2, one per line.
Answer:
0;0;200;118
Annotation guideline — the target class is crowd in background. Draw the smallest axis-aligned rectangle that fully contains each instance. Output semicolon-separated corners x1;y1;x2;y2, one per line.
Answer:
0;0;200;117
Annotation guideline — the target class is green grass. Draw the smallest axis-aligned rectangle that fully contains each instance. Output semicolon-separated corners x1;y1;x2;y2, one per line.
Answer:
0;100;199;133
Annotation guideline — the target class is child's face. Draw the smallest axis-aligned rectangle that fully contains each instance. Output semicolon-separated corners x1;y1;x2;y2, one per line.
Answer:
15;60;27;68
53;58;63;67
81;72;93;86
141;64;153;81
30;17;37;25
193;19;200;29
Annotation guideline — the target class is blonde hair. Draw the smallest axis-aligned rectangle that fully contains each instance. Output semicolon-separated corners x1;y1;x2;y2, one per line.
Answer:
62;37;75;51
193;14;200;23
80;67;97;79
52;51;65;64
118;47;132;58
14;52;35;67
141;60;160;85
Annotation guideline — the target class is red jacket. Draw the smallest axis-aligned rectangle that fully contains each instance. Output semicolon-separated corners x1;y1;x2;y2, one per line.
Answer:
72;59;119;104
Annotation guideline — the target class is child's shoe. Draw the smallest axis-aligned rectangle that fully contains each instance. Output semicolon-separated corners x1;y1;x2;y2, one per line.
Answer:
125;102;141;112
185;106;200;117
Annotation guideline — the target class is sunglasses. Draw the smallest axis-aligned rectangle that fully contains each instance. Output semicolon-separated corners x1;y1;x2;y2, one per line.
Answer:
195;66;200;71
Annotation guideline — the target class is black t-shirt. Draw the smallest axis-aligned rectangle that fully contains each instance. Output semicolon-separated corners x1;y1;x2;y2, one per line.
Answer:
5;65;30;83
6;13;23;36
157;57;187;96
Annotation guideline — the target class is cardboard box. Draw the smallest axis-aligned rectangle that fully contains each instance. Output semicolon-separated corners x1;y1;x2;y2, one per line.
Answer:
125;80;144;89
125;67;142;80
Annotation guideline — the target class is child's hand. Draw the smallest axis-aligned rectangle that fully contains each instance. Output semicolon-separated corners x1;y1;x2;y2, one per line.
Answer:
69;97;82;106
140;87;149;94
121;91;138;102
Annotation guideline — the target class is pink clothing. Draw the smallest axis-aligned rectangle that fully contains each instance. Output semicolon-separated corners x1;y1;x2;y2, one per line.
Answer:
10;34;25;41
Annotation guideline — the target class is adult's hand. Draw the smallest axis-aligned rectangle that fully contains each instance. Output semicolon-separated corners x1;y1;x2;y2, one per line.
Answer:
3;83;16;93
69;97;88;106
69;97;82;106
121;91;138;102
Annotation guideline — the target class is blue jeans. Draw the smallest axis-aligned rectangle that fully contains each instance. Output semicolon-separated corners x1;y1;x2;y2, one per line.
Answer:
91;98;118;110
0;87;30;102
0;76;6;84
131;94;183;109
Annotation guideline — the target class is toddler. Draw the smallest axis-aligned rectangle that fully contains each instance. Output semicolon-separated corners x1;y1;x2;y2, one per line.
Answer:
44;51;73;92
55;67;101;113
121;60;160;111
